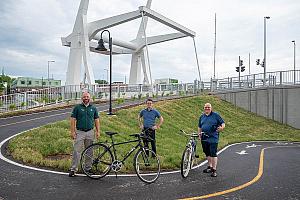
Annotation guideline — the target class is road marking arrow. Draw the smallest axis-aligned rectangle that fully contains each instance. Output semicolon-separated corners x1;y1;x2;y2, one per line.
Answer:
236;150;248;155
246;144;261;148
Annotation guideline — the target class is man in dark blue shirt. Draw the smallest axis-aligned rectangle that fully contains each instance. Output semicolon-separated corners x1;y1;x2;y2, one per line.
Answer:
198;103;225;177
138;98;164;156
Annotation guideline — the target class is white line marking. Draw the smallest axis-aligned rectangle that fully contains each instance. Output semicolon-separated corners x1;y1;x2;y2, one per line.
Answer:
0;128;248;177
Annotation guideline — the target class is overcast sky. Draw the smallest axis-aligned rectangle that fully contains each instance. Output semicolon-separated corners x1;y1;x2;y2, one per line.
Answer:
0;0;299;84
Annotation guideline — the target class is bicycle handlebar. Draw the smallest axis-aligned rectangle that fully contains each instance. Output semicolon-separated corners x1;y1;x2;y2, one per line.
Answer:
180;130;199;137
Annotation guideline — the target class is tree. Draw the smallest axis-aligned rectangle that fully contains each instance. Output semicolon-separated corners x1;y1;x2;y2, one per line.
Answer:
0;75;15;95
95;79;108;85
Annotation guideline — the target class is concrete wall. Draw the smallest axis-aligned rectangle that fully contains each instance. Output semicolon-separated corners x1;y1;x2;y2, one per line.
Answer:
215;85;300;129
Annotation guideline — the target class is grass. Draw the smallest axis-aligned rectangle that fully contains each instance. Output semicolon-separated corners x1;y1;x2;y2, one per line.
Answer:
7;95;300;173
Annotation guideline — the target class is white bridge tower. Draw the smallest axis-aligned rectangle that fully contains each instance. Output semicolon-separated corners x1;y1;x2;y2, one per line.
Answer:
62;0;196;86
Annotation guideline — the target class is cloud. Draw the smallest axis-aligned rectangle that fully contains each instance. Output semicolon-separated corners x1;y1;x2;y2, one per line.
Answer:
0;0;299;84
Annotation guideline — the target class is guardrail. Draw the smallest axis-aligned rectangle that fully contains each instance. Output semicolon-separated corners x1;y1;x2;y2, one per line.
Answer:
0;82;208;113
214;70;300;91
2;70;297;114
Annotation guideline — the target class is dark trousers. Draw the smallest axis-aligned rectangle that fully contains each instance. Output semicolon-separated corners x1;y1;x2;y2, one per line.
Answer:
143;128;156;156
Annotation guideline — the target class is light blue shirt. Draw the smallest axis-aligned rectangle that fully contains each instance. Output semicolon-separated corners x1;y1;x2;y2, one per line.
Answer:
140;108;161;128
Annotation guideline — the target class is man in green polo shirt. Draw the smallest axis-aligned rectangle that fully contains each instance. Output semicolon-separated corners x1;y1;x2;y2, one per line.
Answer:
69;92;100;177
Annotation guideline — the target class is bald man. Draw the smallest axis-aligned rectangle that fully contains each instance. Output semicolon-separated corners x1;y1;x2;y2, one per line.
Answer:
198;103;225;177
69;92;100;177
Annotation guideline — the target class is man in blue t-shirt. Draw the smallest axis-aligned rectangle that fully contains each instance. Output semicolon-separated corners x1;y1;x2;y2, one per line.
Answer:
138;98;164;156
198;103;225;177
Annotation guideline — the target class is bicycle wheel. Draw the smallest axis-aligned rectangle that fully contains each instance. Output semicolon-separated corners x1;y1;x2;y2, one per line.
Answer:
80;143;113;179
134;148;160;183
181;145;193;178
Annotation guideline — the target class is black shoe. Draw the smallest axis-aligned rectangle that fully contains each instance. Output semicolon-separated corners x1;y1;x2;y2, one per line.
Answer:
203;166;212;173
211;169;217;177
195;154;199;158
69;170;75;177
86;169;94;174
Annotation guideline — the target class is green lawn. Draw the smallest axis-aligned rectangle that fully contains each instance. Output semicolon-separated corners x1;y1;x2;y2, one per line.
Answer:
8;95;300;172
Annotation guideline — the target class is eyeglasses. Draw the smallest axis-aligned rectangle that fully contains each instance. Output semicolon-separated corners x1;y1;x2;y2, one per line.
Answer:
204;107;211;109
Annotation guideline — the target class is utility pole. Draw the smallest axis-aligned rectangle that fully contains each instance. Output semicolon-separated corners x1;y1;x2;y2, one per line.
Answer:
263;16;270;86
238;56;241;88
249;53;251;75
213;13;217;79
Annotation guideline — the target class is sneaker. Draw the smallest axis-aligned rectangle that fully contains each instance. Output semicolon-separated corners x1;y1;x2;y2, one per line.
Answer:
69;170;75;177
211;169;217;177
203;166;212;173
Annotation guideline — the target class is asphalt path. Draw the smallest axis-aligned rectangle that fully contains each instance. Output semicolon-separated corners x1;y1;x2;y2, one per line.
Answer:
0;99;299;200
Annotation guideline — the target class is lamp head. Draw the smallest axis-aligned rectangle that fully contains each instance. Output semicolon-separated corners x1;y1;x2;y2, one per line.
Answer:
265;16;270;19
95;39;107;51
292;40;295;43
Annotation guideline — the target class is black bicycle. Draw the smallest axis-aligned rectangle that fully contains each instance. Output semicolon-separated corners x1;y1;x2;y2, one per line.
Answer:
180;130;200;178
80;130;160;183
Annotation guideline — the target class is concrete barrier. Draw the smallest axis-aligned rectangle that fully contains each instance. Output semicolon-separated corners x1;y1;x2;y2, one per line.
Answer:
214;85;300;129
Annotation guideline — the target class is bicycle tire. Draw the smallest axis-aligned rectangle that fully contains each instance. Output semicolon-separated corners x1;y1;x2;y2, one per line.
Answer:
134;148;160;184
80;143;113;179
181;145;193;178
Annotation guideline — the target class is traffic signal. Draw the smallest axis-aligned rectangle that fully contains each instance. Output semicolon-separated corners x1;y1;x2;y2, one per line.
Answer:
239;60;243;66
241;66;245;72
256;59;260;65
236;66;240;72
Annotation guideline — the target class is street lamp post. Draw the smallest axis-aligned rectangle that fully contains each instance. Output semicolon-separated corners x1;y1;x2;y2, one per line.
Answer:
292;40;296;84
263;16;270;86
96;30;114;115
47;60;55;88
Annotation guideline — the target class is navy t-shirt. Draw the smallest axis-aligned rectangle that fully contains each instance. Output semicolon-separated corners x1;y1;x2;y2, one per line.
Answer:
198;111;225;143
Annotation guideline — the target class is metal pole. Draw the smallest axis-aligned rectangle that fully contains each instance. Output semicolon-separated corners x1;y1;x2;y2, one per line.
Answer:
292;40;296;84
47;62;49;86
47;60;55;88
192;37;201;82
213;13;217;79
109;35;113;115
239;56;241;88
263;16;270;86
249;53;251;75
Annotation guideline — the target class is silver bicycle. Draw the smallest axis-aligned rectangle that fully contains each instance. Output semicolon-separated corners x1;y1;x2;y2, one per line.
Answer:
180;130;206;178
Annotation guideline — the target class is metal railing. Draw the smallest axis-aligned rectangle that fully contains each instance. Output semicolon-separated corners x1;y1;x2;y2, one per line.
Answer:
2;69;297;113
214;70;300;91
0;82;207;113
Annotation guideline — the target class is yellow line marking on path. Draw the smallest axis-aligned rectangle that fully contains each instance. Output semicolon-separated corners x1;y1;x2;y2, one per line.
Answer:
179;146;298;200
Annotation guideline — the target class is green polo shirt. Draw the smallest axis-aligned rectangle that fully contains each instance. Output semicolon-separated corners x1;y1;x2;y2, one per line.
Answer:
71;103;99;131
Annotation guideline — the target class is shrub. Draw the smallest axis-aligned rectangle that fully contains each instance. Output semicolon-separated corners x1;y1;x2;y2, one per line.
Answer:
9;104;16;110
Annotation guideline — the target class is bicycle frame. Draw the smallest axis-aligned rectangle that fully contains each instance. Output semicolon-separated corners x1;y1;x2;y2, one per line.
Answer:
105;134;144;164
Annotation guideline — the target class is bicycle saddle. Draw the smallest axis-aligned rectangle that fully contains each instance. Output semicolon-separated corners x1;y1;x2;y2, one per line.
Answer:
105;131;118;136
